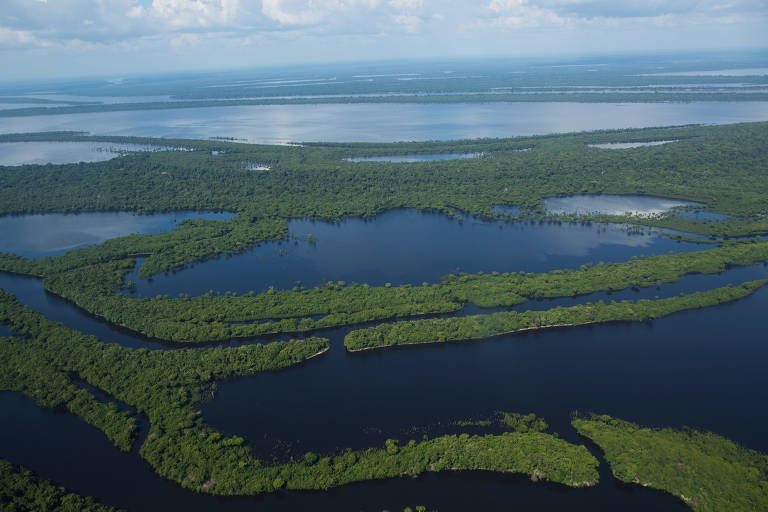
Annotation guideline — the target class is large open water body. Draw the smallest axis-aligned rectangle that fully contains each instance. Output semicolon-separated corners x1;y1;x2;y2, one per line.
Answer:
1;208;768;511
1;101;768;143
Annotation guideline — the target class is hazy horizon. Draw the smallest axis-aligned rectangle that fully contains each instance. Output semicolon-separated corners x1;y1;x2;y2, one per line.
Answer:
1;0;767;81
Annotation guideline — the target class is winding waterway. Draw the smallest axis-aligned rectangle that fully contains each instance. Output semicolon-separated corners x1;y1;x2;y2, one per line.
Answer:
1;207;767;511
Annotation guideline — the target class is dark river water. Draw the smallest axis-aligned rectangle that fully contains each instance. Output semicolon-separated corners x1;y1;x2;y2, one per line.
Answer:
1;101;767;143
1;208;767;511
122;209;701;297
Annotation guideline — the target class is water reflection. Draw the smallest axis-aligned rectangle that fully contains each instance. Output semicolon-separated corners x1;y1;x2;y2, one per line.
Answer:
588;140;677;150
1;101;767;143
0;211;235;258
124;210;695;297
0;141;177;166
544;195;701;217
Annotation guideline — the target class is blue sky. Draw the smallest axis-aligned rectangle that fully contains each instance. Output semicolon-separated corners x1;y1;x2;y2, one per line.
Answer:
1;0;767;80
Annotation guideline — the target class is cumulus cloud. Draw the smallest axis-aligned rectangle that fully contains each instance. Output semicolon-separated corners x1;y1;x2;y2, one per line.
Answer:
0;0;439;50
0;0;764;57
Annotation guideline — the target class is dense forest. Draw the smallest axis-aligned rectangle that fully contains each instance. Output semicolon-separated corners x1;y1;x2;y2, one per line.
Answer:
1;123;768;231
343;281;768;350
572;414;768;512
0;459;122;512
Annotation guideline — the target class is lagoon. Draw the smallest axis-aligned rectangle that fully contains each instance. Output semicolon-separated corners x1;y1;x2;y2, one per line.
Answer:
588;140;677;149
544;195;702;217
0;211;234;258
0;141;178;166
119;209;698;298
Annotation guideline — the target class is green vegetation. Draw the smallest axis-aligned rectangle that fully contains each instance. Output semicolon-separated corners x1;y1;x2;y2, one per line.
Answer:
453;412;548;433
2;123;768;232
572;414;768;512
0;459;122;512
2;230;767;344
0;290;599;494
344;280;768;350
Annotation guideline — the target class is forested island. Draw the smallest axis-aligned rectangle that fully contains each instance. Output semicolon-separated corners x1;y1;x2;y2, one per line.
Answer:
573;415;768;512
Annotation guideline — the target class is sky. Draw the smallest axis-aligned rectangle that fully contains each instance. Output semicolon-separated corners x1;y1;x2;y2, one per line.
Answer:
1;0;767;80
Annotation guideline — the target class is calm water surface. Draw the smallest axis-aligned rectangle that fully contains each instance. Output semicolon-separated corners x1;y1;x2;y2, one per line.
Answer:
544;195;702;217
588;140;677;149
1;101;767;143
120;210;700;297
0;211;234;258
0;208;766;511
0;141;175;166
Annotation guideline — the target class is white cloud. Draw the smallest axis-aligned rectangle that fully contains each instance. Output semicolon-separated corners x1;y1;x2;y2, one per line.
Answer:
0;0;765;78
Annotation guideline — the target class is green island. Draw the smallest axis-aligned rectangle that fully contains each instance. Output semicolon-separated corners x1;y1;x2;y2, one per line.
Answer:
0;458;122;512
344;281;768;350
2;215;768;344
2;455;440;512
572;414;768;512
0;290;599;494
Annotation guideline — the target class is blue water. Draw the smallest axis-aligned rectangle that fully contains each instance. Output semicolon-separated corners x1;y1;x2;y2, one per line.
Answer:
0;141;177;166
672;210;729;221
1;101;767;143
0;211;235;258
121;210;701;297
544;195;702;217
0;391;687;512
0;208;766;511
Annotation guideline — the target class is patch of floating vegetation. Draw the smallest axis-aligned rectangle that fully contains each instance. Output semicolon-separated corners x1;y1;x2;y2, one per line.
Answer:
588;140;678;149
544;194;701;217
